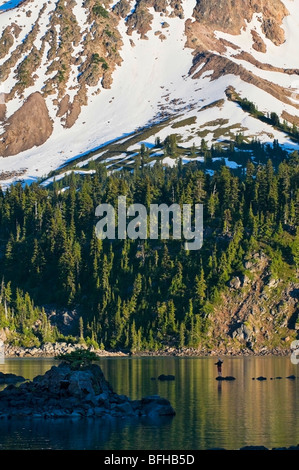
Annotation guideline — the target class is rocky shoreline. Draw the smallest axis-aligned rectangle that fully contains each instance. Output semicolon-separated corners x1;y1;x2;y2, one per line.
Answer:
4;342;127;358
3;342;292;359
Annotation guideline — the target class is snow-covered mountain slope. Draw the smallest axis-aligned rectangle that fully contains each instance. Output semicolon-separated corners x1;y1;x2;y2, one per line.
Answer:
0;0;299;187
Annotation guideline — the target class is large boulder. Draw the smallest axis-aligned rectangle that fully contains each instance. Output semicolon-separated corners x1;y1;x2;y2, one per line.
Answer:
232;323;253;342
229;277;241;289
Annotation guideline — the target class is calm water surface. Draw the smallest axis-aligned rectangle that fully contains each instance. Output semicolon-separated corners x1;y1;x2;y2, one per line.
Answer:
0;356;298;450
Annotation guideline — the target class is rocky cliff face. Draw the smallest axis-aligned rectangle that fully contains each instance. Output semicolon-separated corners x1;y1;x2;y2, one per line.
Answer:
204;251;299;355
190;0;288;48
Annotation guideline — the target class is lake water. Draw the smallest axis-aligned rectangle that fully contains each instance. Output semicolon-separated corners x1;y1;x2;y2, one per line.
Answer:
0;356;298;450
0;1;24;12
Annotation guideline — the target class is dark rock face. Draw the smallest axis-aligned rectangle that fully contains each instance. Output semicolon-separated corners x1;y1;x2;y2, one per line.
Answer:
0;363;175;419
0;372;25;384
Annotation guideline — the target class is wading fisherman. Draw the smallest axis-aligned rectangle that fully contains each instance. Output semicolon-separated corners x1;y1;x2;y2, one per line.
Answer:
215;358;223;377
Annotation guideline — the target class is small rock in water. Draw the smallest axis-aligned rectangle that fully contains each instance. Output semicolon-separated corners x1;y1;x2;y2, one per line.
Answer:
157;374;175;381
240;446;269;450
286;375;296;380
256;376;267;381
215;376;236;381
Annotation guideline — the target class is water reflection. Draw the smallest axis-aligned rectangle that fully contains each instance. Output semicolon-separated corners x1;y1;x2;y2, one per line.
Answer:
0;356;298;449
0;415;174;450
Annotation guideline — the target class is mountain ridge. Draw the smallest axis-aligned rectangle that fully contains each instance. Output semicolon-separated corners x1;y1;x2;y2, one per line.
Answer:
0;0;299;186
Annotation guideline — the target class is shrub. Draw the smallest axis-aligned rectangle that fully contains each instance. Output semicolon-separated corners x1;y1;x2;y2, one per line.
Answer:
55;350;100;369
93;4;109;18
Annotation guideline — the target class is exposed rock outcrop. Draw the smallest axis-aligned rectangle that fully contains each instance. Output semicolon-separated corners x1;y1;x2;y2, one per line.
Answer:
0;0;297;163
0;92;53;157
191;52;299;110
114;0;184;38
0;372;25;384
0;93;6;121
0;103;6;122
0;362;176;419
251;30;267;53
184;0;294;123
112;0;131;18
0;0;123;138
204;251;299;355
189;0;288;50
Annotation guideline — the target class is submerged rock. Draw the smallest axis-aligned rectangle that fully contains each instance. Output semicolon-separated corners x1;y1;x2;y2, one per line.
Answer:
0;363;175;419
138;396;176;417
